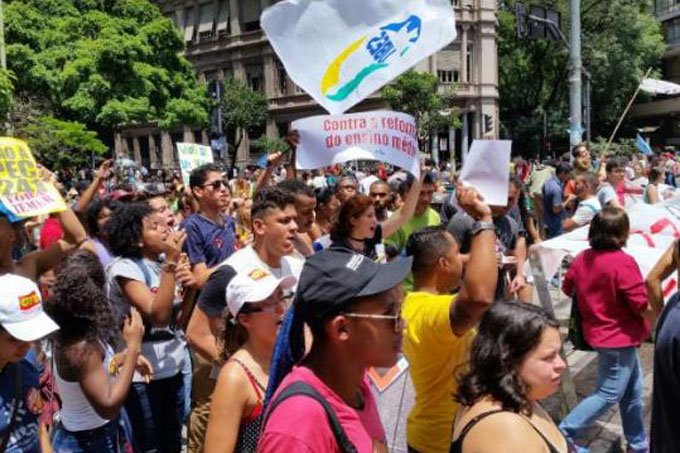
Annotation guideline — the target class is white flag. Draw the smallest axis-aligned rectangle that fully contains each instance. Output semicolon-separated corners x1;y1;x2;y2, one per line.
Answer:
640;78;680;95
261;0;456;115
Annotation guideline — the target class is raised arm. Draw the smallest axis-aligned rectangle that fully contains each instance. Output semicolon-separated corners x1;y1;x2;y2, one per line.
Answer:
449;185;498;336
646;241;677;319
77;160;112;213
381;175;423;238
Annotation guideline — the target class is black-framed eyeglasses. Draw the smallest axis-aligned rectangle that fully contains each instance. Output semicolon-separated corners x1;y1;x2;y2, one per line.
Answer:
202;180;229;190
343;312;405;333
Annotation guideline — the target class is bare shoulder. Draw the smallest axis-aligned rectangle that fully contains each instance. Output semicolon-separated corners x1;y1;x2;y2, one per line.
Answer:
461;411;545;453
56;340;103;381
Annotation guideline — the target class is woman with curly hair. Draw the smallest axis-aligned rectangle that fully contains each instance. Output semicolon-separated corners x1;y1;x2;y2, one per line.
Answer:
47;250;149;452
81;198;122;268
451;302;568;453
203;269;294;453
105;202;193;453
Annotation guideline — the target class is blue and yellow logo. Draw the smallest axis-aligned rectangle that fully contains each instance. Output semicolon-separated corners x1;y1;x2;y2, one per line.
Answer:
321;15;422;102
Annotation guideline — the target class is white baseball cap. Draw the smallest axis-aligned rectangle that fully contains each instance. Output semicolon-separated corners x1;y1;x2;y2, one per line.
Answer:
0;274;59;341
226;268;296;317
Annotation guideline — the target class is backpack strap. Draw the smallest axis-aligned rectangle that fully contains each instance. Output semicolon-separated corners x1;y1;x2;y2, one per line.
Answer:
262;381;358;453
131;258;153;288
0;364;23;452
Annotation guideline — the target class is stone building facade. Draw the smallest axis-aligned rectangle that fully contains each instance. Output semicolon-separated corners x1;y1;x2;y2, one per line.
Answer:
116;0;499;168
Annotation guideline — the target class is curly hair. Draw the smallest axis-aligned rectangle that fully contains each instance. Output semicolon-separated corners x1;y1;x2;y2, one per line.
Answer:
105;202;152;259
84;198;122;239
45;250;117;346
455;302;560;416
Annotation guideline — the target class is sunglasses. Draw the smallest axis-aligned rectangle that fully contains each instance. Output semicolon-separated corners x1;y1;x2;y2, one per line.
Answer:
202;180;229;190
343;311;405;333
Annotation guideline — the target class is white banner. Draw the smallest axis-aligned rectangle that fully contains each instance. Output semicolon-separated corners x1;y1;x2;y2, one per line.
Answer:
534;197;680;299
640;78;680;96
293;111;420;177
176;143;213;187
261;0;456;114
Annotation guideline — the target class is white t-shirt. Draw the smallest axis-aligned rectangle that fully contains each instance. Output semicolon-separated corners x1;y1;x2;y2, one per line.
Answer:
571;197;601;227
312;175;328;190
222;246;304;286
596;183;618;207
106;258;186;382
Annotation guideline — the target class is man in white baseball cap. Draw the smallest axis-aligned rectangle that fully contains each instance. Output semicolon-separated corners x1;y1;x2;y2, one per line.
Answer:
0;274;59;452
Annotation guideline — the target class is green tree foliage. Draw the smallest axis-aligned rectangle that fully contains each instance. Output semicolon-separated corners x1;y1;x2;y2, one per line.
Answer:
0;69;15;121
220;78;269;168
251;136;290;154
382;70;460;151
21;116;108;170
5;0;210;133
498;0;665;156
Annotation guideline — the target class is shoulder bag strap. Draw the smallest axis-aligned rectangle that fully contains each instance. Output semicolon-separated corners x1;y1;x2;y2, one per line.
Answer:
262;381;358;453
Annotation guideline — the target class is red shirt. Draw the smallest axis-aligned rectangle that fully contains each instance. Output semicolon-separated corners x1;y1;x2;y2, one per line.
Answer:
39;217;63;250
563;249;649;348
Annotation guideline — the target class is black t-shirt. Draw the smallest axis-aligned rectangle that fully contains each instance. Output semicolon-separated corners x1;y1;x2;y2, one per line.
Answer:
330;224;384;261
652;292;680;453
197;264;237;319
446;212;519;300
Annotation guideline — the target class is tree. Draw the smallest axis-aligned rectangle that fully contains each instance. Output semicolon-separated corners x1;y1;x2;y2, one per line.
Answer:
381;70;460;153
251;136;290;155
220;78;269;168
5;0;210;139
498;0;665;157
21;116;108;170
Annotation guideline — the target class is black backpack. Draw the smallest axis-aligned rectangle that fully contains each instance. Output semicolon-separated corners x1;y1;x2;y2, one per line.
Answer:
262;381;358;453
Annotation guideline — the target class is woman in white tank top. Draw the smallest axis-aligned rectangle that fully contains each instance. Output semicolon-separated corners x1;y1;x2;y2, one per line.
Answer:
45;251;151;453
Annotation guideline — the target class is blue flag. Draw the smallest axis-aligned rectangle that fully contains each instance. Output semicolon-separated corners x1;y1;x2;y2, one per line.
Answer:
636;133;653;156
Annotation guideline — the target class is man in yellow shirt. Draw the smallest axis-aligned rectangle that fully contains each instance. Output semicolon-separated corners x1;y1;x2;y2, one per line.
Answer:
403;185;498;453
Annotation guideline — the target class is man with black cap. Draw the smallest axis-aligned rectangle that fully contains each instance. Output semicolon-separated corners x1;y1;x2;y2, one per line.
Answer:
258;249;412;452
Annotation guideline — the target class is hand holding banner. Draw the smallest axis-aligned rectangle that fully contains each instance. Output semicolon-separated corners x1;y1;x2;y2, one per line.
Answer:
293;111;420;178
0;137;67;222
262;0;456;114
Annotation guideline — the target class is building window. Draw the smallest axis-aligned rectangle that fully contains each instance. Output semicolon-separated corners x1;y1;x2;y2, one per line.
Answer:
245;63;264;92
241;0;261;32
276;60;288;95
466;44;474;82
438;70;459;83
665;17;680;46
216;0;230;37
197;3;215;41
276;122;289;137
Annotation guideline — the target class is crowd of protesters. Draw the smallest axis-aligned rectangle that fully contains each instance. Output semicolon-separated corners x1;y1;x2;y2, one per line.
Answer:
3;138;680;453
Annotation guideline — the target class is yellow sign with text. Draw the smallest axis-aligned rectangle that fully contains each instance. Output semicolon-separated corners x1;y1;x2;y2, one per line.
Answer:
0;137;67;221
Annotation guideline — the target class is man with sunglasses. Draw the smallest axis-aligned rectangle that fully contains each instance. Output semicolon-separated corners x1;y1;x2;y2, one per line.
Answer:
259;249;412;452
183;163;236;289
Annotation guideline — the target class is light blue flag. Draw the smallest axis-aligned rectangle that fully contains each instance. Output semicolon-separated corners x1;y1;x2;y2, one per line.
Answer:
636;133;653;156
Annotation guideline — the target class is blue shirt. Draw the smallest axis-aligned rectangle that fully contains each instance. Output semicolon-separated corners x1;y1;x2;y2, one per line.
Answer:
182;213;236;268
541;176;566;238
0;350;42;453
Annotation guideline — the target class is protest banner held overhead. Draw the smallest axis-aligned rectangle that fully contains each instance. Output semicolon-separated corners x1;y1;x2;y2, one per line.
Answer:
177;142;214;187
262;0;456;114
293;110;420;178
0;137;67;222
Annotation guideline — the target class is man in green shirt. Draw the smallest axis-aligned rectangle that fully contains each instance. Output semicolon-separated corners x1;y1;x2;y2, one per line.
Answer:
386;173;440;252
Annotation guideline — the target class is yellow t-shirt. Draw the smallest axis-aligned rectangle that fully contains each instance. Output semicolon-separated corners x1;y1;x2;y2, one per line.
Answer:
403;292;476;453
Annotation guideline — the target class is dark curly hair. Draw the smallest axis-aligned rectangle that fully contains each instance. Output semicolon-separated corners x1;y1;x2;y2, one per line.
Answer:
45;250;117;345
84;198;122;239
455;302;560;416
105;202;152;259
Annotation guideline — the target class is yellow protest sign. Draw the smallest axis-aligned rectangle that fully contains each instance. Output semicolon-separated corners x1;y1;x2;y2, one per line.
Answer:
0;137;67;221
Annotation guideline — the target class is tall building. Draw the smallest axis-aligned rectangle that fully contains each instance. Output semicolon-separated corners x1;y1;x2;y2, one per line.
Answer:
117;0;499;168
632;1;680;145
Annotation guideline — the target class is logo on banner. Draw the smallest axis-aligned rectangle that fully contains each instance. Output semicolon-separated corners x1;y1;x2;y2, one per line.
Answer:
320;15;422;102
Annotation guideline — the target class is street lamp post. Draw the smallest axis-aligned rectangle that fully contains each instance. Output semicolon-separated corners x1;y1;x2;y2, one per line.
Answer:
568;0;583;148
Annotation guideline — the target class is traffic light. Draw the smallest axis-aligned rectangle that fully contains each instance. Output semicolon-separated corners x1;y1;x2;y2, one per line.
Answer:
515;2;528;38
484;114;493;134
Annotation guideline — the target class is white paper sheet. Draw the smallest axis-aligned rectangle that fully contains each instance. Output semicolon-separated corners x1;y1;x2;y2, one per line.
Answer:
459;140;512;207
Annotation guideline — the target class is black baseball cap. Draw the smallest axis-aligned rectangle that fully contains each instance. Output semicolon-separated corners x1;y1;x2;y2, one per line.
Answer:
295;249;412;321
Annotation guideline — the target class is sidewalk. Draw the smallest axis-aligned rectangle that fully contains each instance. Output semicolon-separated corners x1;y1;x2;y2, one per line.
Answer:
541;285;654;453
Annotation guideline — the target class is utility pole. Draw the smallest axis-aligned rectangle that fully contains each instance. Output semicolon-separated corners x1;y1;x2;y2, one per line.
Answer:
0;0;6;71
568;0;583;148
